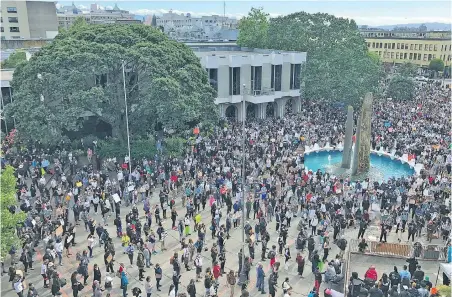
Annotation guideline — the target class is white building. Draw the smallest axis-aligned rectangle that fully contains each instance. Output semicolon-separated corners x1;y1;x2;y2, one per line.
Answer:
188;43;307;120
57;3;135;29
155;10;238;40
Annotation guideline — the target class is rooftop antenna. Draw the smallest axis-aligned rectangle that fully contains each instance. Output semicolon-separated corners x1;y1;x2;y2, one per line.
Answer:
223;1;226;27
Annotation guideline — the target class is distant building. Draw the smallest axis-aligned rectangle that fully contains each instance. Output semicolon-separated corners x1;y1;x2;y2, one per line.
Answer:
57;3;135;29
0;0;59;40
360;28;451;68
155;10;238;41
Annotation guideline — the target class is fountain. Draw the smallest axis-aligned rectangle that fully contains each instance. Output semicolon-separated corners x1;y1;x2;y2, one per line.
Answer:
304;93;415;182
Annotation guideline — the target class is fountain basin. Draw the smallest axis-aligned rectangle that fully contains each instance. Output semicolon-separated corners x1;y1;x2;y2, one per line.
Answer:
304;150;415;182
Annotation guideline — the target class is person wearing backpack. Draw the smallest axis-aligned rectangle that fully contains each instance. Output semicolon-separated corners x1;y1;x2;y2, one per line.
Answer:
389;266;401;288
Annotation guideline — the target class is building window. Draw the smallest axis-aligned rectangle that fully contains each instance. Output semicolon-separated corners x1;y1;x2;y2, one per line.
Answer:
434;45;438;51
401;44;404;50
397;43;400;49
372;42;375;48
428;54;432;61
413;53;417;60
410;44;413;50
289;64;301;90
405;44;408;49
441;45;444;51
423;54;427;61
429;44;433;51
409;53;413;60
251;66;262;93
391;52;394;59
384;43;387;49
404;53;407;59
424;44;428;51
396;53;399;59
380;43;382;48
8;17;18;23
229;67;240;95
414;44;418;50
9;27;19;32
271;64;282;92
392;43;395;49
207;68;218;92
7;7;17;13
418;54;421;60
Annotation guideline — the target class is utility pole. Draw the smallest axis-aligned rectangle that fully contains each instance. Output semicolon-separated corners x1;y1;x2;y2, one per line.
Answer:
238;84;247;287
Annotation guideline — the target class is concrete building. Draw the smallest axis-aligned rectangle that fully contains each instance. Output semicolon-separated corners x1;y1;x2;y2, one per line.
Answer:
0;1;58;40
360;28;452;68
156;10;238;41
57;4;135;29
188;44;307;120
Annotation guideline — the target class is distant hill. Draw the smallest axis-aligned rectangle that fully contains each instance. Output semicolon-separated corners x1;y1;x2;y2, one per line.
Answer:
370;22;451;31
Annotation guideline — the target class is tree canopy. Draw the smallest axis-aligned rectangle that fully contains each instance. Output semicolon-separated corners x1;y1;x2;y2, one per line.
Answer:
1;166;26;257
398;62;418;77
386;75;416;101
6;23;217;145
1;51;27;68
429;58;445;72
237;9;384;106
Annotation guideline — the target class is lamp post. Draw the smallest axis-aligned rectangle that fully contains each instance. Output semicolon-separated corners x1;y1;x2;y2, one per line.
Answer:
121;60;132;175
238;84;247;287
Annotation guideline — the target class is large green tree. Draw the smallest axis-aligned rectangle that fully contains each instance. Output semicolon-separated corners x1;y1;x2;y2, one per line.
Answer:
386;75;416;101
429;58;445;72
237;7;269;49
1;166;26;257
1;51;27;68
398;62;418;77
238;10;384;106
6;23;217;145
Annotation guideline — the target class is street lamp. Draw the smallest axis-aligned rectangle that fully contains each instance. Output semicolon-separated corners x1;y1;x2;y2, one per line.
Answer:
121;60;132;175
238;84;247;287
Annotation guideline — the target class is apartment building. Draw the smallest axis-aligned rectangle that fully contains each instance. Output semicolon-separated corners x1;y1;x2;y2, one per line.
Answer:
361;29;451;68
57;4;135;29
156;10;238;41
188;43;307;120
0;1;58;40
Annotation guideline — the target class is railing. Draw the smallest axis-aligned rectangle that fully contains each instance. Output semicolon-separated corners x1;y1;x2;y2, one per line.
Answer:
250;87;275;96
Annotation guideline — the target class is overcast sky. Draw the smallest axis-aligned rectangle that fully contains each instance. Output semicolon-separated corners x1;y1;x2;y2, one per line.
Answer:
55;0;452;26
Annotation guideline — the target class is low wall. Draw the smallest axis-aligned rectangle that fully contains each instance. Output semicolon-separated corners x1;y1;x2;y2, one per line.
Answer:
1;39;52;50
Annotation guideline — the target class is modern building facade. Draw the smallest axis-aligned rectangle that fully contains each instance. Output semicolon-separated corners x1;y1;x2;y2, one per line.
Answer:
57;4;136;29
188;43;307;120
155;10;238;41
360;28;451;68
0;1;58;40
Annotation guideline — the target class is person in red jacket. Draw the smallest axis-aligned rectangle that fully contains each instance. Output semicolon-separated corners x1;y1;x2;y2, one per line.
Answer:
364;265;378;281
212;261;221;281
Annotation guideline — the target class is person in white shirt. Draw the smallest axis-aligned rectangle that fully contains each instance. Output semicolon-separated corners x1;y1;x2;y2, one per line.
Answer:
13;276;24;297
144;276;153;297
41;260;49;288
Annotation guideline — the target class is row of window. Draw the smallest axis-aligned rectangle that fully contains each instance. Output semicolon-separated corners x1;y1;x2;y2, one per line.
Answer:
0;27;20;33
375;50;452;62
368;42;451;52
207;64;301;96
6;7;17;13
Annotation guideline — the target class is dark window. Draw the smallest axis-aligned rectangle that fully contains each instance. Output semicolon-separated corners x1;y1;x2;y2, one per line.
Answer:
229;67;240;95
251;66;262;94
290;64;301;90
271;64;282;91
207;68;218;92
8;17;18;23
404;53;407;59
0;27;3;33
9;27;19;32
7;7;17;13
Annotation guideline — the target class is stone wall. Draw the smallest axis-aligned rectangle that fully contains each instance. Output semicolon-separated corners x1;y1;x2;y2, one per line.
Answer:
1;39;52;50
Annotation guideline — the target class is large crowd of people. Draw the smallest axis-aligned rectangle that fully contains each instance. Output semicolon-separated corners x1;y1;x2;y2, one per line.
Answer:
1;81;450;297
